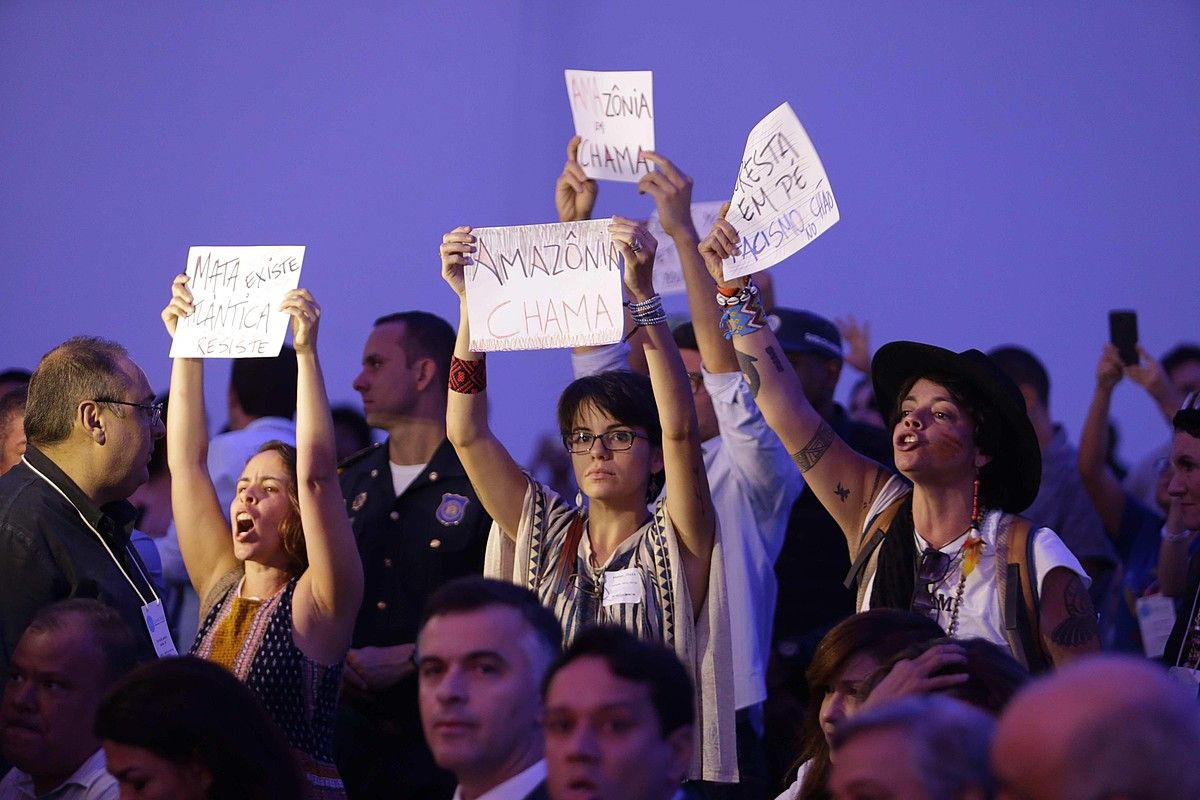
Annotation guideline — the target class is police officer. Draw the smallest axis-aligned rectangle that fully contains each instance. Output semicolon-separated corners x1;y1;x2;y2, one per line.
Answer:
335;312;492;800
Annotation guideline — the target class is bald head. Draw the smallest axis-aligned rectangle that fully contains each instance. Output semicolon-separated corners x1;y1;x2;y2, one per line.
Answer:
992;655;1200;800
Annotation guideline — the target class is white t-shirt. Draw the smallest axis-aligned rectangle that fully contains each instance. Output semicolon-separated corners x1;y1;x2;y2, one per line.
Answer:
860;476;1088;648
389;461;425;497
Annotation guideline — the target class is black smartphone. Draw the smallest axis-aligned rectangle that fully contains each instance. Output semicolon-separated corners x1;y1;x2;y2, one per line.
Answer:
1109;310;1138;366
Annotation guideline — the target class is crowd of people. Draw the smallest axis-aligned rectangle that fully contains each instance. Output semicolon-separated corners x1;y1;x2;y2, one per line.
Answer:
1;140;1199;800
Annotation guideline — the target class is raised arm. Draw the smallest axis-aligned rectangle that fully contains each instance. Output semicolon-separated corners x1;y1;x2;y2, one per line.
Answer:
697;214;887;543
555;135;598;223
441;226;530;538
640;154;738;376
162;274;239;601
284;290;364;660
1077;344;1128;536
612;217;716;615
1127;346;1185;426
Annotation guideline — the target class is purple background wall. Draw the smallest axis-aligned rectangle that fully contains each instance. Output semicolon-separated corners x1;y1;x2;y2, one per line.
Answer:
2;1;1197;470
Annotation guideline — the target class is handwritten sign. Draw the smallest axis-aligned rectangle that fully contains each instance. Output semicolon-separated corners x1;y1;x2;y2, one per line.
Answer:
646;200;727;296
565;69;655;183
723;103;839;280
169;246;304;359
466;219;622;351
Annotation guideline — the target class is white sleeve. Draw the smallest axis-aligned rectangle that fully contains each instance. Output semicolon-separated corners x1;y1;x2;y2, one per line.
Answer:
570;342;631;378
1032;526;1091;594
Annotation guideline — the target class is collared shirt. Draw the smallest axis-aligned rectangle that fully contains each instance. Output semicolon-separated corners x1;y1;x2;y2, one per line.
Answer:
452;759;546;800
0;748;117;800
0;447;161;679
206;416;297;519
1025;425;1118;565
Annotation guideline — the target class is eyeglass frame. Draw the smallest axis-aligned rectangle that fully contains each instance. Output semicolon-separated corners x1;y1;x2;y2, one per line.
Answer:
92;398;165;425
910;547;953;618
562;429;650;454
686;371;706;394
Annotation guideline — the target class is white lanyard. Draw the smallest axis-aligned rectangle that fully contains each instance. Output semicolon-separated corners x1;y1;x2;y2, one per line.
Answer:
21;455;160;605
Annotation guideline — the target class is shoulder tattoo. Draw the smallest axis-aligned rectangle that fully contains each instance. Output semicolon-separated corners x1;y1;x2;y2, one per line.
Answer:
1050;573;1099;649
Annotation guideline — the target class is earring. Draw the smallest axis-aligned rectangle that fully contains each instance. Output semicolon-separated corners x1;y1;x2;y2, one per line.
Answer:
971;476;982;530
575;490;584;509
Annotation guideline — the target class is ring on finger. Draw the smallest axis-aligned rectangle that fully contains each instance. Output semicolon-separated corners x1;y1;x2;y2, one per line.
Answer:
630;237;642;253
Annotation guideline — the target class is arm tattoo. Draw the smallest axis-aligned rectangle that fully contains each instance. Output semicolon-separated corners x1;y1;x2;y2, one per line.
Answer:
737;351;761;398
834;483;850;502
791;421;834;473
764;345;786;373
1050;573;1099;648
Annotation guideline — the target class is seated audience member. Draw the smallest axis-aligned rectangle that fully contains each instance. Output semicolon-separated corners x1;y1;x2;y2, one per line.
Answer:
1125;343;1200;507
0;390;26;476
861;638;1028;716
0;337;168;680
208;347;299;519
991;655;1200;800
1078;344;1187;654
417;577;562;800
774;610;944;800
95;656;304;800
697;217;1096;673
989;345;1118;603
162;277;363;798
829;695;996;800
330;405;372;464
440;221;735;783
1158;393;1200;674
542;626;694;800
0;600;139;800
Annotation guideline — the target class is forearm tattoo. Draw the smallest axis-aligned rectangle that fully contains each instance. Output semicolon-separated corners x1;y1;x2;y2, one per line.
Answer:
1050;573;1099;648
791;421;834;473
737;351;761;398
764;345;786;374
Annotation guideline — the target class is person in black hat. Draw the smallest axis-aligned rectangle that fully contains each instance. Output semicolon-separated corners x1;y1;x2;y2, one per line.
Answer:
697;215;1098;671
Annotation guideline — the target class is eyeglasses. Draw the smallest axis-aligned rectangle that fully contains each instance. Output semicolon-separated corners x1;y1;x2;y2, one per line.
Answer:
93;399;164;425
910;547;953;618
563;429;649;454
686;372;705;394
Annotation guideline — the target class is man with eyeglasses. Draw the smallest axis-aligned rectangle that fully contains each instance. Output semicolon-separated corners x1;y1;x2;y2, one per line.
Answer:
0;336;169;692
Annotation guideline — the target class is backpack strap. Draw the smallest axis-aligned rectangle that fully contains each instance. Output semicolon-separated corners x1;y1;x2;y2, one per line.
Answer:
845;496;908;610
999;515;1050;673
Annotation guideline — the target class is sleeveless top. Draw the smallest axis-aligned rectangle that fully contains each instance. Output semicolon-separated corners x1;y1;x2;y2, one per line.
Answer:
193;572;346;799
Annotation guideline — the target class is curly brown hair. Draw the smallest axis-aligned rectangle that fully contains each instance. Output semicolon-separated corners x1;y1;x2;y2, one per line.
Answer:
253;440;307;575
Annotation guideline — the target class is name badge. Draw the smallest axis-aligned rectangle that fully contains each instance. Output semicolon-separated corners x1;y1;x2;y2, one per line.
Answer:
141;600;179;658
602;568;644;607
1136;593;1177;659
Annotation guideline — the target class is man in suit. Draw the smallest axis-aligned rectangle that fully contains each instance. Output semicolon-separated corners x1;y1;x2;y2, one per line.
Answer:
416;577;561;800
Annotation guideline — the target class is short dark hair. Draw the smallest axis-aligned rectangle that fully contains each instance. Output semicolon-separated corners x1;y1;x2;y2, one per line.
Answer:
95;657;304;800
0;387;26;432
672;323;698;352
544;626;693;736
557;370;662;448
988;346;1050;408
26;599;139;686
1163;344;1200;379
373;311;456;393
25;336;132;447
230;346;298;420
421;576;563;663
0;368;31;388
331;405;373;452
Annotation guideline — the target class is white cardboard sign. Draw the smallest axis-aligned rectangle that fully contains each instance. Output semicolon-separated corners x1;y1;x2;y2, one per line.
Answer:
170;246;305;359
466;219;623;352
565;69;655;183
646;200;728;296
723;103;839;280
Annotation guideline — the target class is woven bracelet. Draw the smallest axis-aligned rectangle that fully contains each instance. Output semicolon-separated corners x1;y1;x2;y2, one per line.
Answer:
449;355;487;394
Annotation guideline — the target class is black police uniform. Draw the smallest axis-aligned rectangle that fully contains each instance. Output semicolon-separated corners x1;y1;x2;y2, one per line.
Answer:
334;438;491;800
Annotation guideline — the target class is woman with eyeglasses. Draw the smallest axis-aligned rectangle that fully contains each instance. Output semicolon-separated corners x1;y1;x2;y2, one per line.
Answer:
161;276;363;798
439;219;737;783
697;213;1096;672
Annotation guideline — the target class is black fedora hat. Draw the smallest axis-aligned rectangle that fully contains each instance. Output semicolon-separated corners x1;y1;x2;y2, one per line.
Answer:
871;341;1041;513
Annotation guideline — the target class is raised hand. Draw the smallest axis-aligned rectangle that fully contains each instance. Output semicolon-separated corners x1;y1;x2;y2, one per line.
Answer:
161;273;195;338
439;226;476;300
279;289;320;354
837;314;872;375
609;216;657;302
639;152;695;239
1096;343;1125;392
555;136;599;223
697;201;740;289
861;642;969;709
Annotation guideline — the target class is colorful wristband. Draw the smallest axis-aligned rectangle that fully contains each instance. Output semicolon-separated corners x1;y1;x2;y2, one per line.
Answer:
449;355;487;394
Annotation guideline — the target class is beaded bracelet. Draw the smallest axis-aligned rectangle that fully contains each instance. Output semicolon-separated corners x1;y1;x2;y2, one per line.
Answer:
628;294;667;327
719;287;767;339
449;355;487;394
715;278;757;307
